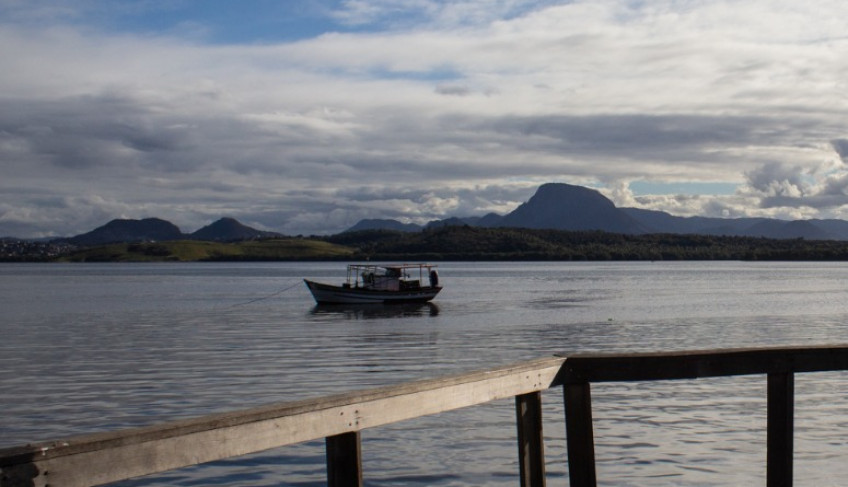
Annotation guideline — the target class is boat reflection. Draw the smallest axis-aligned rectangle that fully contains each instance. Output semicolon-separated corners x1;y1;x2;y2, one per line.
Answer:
310;302;440;319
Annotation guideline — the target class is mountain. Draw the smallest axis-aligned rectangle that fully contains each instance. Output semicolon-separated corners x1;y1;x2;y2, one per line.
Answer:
344;216;495;233
807;220;848;239
63;217;283;246
348;183;648;234
476;212;505;227
493;183;647;233
346;182;848;240
620;208;772;235
619;208;848;240
425;216;488;229
739;219;833;240
190;217;282;241
345;219;423;233
67;218;184;246
60;183;848;245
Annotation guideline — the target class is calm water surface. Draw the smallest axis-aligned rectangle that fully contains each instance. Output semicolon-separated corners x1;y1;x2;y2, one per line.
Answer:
2;261;848;486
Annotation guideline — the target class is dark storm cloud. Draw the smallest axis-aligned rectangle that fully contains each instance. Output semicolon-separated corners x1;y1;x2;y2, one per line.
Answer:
0;95;197;170
351;111;775;168
831;139;848;162
479;113;773;157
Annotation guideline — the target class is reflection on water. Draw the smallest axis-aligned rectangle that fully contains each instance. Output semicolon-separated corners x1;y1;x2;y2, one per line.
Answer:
310;302;440;319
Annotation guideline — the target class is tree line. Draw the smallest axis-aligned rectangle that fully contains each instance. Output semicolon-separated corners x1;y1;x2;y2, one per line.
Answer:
323;226;848;261
10;225;848;262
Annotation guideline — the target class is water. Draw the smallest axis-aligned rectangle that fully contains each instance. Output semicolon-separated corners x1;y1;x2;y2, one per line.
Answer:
2;261;848;485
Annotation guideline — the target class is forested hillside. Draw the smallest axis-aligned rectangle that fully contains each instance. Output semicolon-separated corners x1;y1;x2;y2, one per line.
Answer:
10;225;848;262
324;226;848;261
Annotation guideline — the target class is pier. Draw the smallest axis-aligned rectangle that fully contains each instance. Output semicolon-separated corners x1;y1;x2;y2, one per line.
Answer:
3;344;848;487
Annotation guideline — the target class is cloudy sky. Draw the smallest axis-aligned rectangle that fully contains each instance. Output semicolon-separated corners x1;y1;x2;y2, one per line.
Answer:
2;0;848;237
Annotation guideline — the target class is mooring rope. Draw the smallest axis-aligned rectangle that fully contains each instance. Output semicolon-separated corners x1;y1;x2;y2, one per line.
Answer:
228;280;303;308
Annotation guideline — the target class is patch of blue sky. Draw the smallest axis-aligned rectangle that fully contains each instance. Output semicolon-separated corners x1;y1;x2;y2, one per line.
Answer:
27;1;573;44
629;181;739;196
368;66;464;82
54;0;348;44
329;0;565;30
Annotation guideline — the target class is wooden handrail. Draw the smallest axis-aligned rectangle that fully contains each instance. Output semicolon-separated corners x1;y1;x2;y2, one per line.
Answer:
557;345;848;382
0;356;566;487
558;344;848;487
3;345;848;487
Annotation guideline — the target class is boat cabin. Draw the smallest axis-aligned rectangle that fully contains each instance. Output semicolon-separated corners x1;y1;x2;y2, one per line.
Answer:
345;264;439;291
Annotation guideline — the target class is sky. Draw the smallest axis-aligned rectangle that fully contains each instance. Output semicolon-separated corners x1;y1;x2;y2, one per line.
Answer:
3;0;848;238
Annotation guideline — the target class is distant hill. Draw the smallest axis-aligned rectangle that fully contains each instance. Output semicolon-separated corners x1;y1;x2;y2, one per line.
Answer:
740;219;832;240
44;182;848;247
346;182;848;240
344;216;492;233
425;216;489;229
64;217;282;246
808;219;848;239
619;207;762;235
345;219;423;232
493;183;647;233
476;212;506;227
190;217;282;241
347;183;648;234
619;208;848;239
322;224;848;261
67;218;183;246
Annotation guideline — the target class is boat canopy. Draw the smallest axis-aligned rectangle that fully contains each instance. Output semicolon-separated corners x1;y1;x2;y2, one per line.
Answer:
345;263;438;288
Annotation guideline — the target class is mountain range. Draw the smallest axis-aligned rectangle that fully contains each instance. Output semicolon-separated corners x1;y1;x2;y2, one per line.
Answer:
64;217;283;246
35;182;848;246
348;182;848;240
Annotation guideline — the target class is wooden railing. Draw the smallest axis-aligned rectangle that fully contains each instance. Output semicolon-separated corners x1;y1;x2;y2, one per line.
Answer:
559;345;848;487
2;345;848;487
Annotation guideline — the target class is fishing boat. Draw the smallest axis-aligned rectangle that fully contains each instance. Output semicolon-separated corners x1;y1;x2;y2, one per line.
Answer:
304;263;441;304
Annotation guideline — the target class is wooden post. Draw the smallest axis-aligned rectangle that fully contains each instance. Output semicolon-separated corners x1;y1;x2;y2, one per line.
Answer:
516;391;546;487
326;431;363;487
767;372;794;487
564;382;597;487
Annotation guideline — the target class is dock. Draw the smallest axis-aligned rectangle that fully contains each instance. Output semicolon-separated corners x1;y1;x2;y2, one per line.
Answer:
3;344;848;486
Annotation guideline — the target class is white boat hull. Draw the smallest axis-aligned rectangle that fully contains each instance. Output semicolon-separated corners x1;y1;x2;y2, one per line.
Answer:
304;279;441;304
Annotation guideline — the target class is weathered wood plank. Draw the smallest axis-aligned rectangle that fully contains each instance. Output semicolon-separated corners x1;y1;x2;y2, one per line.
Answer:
326;432;362;487
5;346;848;487
767;372;794;487
557;344;848;383
0;356;566;487
515;392;545;487
563;382;596;487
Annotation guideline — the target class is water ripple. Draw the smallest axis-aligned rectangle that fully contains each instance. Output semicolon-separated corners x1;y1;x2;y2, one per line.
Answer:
4;262;848;485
